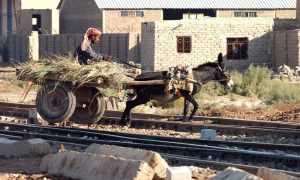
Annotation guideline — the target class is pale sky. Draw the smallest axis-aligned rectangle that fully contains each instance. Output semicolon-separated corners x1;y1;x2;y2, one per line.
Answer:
21;0;60;9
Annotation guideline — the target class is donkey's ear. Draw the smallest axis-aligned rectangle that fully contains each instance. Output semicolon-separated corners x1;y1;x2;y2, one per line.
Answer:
218;53;223;63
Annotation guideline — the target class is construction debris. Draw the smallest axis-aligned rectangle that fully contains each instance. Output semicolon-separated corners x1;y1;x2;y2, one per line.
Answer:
167;166;191;180
272;65;300;81
257;167;299;180
85;144;168;180
40;151;155;180
0;138;52;157
212;167;262;180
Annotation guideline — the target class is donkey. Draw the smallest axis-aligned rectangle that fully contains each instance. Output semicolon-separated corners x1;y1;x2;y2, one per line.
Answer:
120;53;234;126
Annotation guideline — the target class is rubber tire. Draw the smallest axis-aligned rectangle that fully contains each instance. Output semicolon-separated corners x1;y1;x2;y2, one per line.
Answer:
36;82;76;124
69;94;106;125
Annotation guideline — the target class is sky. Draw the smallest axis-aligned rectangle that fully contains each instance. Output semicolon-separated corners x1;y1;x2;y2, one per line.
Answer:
21;0;60;9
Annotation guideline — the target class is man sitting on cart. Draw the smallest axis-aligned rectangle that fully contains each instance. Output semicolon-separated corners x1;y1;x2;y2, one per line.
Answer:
74;27;112;65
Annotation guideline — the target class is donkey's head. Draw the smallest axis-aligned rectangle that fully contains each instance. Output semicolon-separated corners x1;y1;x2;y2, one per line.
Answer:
214;53;234;89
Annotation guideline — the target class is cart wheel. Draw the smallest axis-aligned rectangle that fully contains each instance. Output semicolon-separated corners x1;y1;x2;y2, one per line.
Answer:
36;82;76;124
70;95;106;125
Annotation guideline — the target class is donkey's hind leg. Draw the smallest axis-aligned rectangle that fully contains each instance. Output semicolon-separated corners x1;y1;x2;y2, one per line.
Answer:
187;95;199;121
181;91;199;122
182;97;190;122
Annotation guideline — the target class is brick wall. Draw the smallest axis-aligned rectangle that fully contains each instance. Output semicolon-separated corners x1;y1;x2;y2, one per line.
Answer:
104;10;162;62
275;10;296;19
59;0;102;34
217;9;295;19
141;18;274;71
270;30;300;69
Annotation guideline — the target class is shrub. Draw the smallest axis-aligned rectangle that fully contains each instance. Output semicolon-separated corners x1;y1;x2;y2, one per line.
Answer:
239;64;272;98
230;65;300;104
267;82;300;104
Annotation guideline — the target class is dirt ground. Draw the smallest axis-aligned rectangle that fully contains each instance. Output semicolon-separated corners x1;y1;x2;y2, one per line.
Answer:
0;66;299;179
199;102;300;123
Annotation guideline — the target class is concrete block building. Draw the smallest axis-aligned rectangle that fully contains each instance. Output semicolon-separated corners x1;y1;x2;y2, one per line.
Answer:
57;0;296;63
17;9;52;35
20;0;60;34
0;0;59;36
141;18;274;71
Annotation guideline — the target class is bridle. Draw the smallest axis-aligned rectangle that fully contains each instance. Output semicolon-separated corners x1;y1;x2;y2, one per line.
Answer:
216;65;231;82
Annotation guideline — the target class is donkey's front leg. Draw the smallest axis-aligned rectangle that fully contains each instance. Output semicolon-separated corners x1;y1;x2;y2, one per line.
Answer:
120;104;130;126
120;92;151;127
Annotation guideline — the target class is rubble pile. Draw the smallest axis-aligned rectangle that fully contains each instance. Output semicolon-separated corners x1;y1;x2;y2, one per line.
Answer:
1;138;299;180
272;65;300;82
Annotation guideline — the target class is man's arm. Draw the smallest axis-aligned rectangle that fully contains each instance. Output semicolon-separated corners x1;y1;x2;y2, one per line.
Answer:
85;48;112;62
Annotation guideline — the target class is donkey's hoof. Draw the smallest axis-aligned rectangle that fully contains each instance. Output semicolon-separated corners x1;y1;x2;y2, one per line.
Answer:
119;120;131;127
183;119;193;123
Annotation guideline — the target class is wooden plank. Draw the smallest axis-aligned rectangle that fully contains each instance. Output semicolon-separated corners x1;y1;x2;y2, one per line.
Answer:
122;80;168;86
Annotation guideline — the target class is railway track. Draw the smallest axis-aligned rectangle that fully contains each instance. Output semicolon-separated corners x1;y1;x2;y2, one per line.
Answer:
0;101;300;138
0;121;300;177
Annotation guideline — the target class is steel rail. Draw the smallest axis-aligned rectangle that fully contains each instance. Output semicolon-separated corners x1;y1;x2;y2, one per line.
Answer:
1;120;300;153
0;101;299;130
3;132;300;178
1;129;300;166
57;125;300;152
100;116;300;138
103;110;300;129
2;121;300;153
0;122;300;172
0;104;299;138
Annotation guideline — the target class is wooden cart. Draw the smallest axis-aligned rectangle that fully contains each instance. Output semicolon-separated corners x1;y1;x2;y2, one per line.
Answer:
17;71;107;125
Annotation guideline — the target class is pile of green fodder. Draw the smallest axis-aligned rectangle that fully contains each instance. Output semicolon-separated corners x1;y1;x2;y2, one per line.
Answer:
16;56;132;88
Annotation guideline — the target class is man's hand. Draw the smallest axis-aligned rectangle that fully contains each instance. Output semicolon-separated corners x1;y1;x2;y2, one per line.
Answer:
103;55;113;62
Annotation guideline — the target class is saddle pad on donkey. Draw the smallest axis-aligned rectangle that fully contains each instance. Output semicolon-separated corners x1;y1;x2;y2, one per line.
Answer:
168;69;194;94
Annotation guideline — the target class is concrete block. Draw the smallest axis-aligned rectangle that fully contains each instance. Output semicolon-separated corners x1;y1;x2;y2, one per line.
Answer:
28;108;46;125
85;144;168;180
29;32;39;61
167;166;191;180
40;151;155;180
212;167;262;180
28;108;41;120
0;138;52;157
257;167;299;180
200;129;217;140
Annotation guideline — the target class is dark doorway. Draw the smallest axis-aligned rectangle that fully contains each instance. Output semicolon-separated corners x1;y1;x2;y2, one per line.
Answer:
32;14;42;34
163;9;216;20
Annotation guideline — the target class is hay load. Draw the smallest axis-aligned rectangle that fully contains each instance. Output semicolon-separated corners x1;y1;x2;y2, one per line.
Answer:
16;56;135;87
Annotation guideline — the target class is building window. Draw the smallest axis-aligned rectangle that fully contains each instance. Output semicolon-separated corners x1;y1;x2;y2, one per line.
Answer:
227;38;248;60
189;13;197;19
128;11;135;17
136;11;144;17
121;11;129;17
234;12;257;17
121;10;145;17
248;12;257;17
177;36;191;53
32;14;42;34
